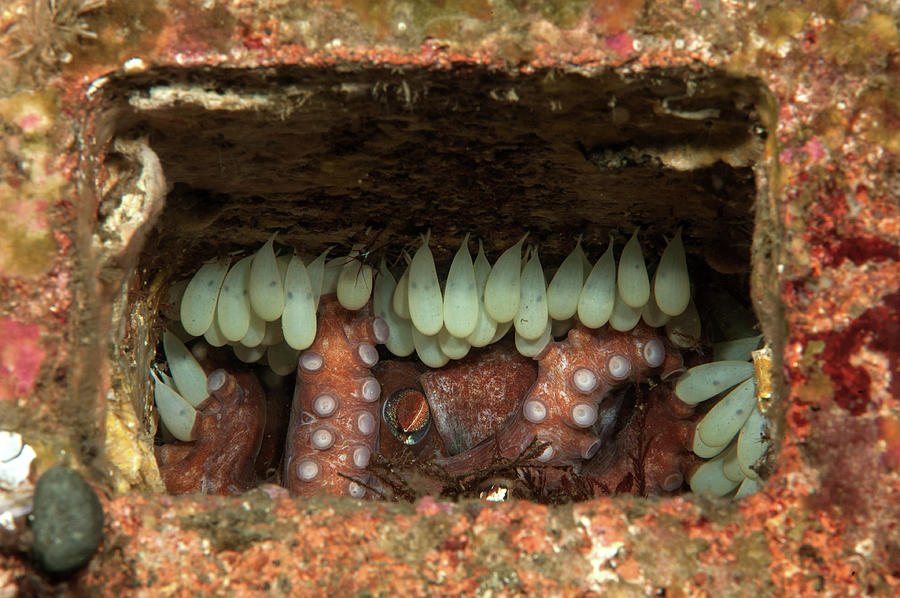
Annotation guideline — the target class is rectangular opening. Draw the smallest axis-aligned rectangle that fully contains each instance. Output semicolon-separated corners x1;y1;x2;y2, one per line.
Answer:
85;65;778;502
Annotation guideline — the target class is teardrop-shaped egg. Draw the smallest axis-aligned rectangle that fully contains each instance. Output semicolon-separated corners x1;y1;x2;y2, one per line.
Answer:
692;428;728;459
234;343;266;363
407;233;443;336
181;258;230;336
151;369;197;442
514;247;549;340
689;455;739;497
443;233;479;338
306;247;331;309
641;273;671;328
675;360;754;405
550;318;575;340
203;316;229;347
577;240;616;328
337;252;374;311
216;256;253;342
249;236;285;321
162;279;189;321
489;319;514;345
547;237;585;320
484;234;527;323
411;327;449;368
276;254;292;286
654;229;691;316
466;240;498;347
515;321;552;358
697;377;757;447
721;442;745;483
737;406;769;480
321;257;343;297
240;310;266;347
713;335;763;362
609;288;642;332
282;255;317;350
162;330;208;407
262;317;284;346
267;342;301;376
666;300;701;348
733;477;762;499
617;229;650;309
373;258;415;357
392;252;412;320
438;327;471;360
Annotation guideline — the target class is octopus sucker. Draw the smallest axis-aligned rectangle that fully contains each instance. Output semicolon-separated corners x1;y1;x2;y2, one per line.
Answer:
151;230;773;502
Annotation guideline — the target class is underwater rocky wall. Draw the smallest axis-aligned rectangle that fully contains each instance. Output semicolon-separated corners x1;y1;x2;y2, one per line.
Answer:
0;0;898;595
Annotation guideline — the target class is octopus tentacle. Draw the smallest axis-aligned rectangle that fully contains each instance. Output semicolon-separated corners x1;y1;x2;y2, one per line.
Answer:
283;295;384;497
156;367;266;495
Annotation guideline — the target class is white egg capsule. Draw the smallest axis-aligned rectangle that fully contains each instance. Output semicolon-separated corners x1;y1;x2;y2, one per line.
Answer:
609;287;642;332
641;273;671;328
737;406;769;480
689;455;740;497
675;360;755;405
181;257;230;336
373;258;414;357
392;251;412;320
151;369;197;442
162;330;208;407
696;377;757;448
203;316;229;347
438;327;471;360
249;235;285;321
217;256;253;342
321;257;343;297
692;429;728;459
547;236;585;321
666;300;701;348
654;229;691;316
267;342;301;376
282;255;317;350
733;477;763;499
240;310;267;347
443;233;479;338
515;321;552;358
305;247;331;309
337;248;374;311
577;240;616;329
514;247;549;340
411;328;449;368
466;240;499;347
484;233;527;323
407;233;444;336
617;229;650;309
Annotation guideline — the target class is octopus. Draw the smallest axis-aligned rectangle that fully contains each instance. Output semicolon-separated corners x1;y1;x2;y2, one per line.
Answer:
156;295;709;501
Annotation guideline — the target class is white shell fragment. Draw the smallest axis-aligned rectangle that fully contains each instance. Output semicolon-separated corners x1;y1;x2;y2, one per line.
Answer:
151;369;197;442
466;240;498;347
484;234;527;323
675;361;755;405
690;456;740;497
162;330;208;407
373;259;414;357
617;229;650;309
407;233;444;336
249;235;285;321
282;255;317;350
443;233;479;338
337;250;374;311
181;257;230;336
737;406;769;479
514;248;549;340
578;240;616;328
217;256;253;342
654;229;691;316
697;377;757;447
547;237;585;320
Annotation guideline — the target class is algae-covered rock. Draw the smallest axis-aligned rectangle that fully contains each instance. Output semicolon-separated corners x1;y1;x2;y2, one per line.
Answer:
32;466;104;573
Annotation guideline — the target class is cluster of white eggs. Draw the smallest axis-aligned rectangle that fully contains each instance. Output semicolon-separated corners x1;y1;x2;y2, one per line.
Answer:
154;229;772;498
678;338;771;498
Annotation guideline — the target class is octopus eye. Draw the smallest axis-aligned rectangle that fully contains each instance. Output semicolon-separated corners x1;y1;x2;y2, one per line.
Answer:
606;354;632;380
642;339;666;368
382;388;431;445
